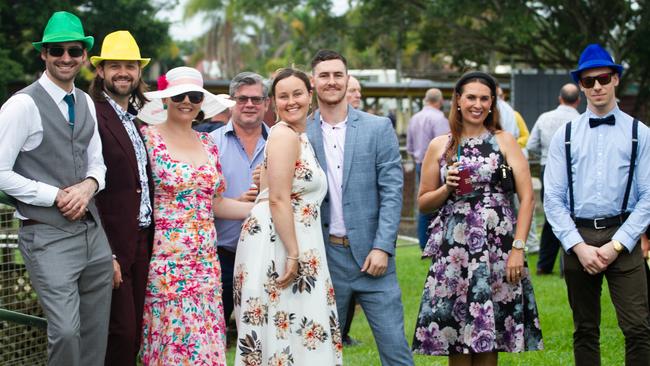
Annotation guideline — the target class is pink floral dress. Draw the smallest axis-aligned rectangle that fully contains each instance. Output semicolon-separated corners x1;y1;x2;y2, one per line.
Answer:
234;123;343;365
140;125;227;366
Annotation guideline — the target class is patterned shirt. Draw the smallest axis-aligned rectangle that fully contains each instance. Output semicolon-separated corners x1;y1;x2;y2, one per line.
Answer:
104;92;152;228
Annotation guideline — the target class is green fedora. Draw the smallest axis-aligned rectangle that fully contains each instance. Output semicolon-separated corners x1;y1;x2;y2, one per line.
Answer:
32;11;94;51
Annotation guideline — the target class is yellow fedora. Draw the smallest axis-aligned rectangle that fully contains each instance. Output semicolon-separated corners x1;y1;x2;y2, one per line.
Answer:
90;30;150;67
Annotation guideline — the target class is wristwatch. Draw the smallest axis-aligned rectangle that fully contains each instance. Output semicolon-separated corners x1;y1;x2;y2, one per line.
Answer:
512;239;525;250
612;240;625;253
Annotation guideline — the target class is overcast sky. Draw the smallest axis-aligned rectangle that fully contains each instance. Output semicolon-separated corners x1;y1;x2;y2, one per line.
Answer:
159;0;350;41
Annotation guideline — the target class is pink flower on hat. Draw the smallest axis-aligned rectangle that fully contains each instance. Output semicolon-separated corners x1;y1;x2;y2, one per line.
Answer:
157;74;169;91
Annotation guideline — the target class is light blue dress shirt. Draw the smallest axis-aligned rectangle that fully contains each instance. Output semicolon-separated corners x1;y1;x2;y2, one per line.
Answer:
210;121;269;252
544;105;650;251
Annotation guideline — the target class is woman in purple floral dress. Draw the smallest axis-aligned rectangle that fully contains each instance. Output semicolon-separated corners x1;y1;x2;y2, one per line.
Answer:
234;69;342;365
137;67;253;365
412;71;543;365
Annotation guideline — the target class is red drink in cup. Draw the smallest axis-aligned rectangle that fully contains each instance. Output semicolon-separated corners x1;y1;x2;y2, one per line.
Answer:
456;166;473;195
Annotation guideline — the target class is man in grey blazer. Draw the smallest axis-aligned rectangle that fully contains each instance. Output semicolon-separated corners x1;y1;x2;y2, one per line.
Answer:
307;50;414;365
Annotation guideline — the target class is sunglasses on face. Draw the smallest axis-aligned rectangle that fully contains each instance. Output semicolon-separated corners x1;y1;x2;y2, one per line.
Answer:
580;72;615;88
46;46;84;58
170;92;205;104
234;96;265;105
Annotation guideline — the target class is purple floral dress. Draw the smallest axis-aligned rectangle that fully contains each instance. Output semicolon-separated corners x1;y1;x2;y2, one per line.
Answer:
412;131;543;355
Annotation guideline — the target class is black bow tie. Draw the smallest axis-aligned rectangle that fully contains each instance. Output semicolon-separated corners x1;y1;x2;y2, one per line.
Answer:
589;115;615;128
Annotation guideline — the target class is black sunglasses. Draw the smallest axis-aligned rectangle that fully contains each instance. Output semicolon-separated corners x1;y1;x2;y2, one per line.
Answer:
46;46;84;58
580;72;615;88
170;91;205;104
234;96;266;105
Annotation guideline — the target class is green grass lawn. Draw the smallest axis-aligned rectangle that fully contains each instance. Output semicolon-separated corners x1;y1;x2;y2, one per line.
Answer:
226;243;626;365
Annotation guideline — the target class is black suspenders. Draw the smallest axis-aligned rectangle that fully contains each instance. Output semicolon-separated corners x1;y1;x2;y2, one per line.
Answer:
564;118;639;217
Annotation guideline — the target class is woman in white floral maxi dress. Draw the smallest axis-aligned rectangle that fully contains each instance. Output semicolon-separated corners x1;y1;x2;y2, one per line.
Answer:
234;68;343;366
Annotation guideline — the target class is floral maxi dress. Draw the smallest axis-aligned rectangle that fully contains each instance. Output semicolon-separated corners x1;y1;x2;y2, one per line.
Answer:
234;123;343;365
140;125;227;365
412;132;544;355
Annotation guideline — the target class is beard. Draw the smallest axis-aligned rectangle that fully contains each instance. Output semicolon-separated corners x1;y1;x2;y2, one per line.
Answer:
104;77;138;97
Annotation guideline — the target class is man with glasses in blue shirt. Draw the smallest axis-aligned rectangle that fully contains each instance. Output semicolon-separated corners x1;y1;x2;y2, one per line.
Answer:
544;43;650;366
210;72;270;343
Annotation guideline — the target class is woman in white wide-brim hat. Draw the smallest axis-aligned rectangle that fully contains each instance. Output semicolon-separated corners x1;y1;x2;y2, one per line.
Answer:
138;66;253;365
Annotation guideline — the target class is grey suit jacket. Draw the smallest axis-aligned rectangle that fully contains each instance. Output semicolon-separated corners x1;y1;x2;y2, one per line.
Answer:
307;107;403;268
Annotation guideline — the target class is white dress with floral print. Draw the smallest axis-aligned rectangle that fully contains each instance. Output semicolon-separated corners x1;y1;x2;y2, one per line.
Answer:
234;122;343;366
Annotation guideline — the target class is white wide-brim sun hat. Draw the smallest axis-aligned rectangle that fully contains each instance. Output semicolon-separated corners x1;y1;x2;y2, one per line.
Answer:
137;66;235;125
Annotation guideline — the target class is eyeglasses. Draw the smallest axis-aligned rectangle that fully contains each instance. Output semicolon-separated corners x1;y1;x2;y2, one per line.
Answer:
580;72;615;88
234;96;266;105
170;92;204;104
45;46;84;58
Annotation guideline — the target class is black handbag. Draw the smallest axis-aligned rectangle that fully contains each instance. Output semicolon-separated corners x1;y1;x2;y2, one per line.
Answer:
496;163;516;194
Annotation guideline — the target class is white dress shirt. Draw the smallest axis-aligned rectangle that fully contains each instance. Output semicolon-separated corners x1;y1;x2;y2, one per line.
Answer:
527;104;580;166
320;116;347;237
0;72;105;211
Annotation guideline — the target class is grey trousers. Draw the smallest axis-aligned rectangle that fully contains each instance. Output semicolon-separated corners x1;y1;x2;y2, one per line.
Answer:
326;240;415;366
18;220;113;366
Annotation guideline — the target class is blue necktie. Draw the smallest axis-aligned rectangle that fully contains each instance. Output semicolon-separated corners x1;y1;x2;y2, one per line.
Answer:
588;114;615;128
63;94;75;129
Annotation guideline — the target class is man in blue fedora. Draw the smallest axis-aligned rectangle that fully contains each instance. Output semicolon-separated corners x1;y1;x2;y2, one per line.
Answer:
0;11;112;366
544;43;650;365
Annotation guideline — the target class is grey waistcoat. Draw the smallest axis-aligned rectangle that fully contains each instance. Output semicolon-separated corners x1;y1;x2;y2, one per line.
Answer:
13;81;101;230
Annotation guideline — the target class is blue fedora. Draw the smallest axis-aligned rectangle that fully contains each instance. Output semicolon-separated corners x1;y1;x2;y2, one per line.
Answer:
571;44;623;83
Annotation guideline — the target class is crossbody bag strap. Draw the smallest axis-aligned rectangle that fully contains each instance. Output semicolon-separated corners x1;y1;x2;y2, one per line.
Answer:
564;122;574;217
621;119;639;213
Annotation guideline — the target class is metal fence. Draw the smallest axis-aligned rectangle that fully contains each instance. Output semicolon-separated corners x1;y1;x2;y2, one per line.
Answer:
0;205;47;366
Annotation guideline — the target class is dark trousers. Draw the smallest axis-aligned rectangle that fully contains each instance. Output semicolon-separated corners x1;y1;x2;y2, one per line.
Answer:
218;247;236;325
343;297;356;339
537;166;562;273
564;225;650;366
415;163;434;250
105;228;151;366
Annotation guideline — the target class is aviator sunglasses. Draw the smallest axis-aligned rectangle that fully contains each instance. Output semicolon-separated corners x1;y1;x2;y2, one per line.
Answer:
580;72;615;88
46;46;84;58
170;91;205;104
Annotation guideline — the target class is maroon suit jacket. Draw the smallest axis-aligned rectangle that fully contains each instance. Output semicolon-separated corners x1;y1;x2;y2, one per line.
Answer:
95;99;153;268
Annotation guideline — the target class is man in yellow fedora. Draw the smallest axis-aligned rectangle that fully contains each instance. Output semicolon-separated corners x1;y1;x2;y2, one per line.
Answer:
88;30;152;366
0;11;113;366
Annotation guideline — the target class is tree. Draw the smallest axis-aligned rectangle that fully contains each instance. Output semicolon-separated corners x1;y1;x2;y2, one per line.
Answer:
0;0;173;99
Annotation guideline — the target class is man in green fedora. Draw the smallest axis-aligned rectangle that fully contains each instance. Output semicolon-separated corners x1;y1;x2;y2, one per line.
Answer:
0;11;113;366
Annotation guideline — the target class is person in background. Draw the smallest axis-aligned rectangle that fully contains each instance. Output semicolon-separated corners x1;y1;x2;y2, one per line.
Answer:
407;88;450;250
527;83;580;275
413;71;543;365
88;30;153;366
497;87;539;254
544;44;650;365
193;108;231;133
496;85;519;140
210;71;269;344
346;75;362;109
0;11;113;365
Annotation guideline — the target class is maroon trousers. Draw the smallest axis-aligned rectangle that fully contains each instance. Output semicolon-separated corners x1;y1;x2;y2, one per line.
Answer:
104;228;151;366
